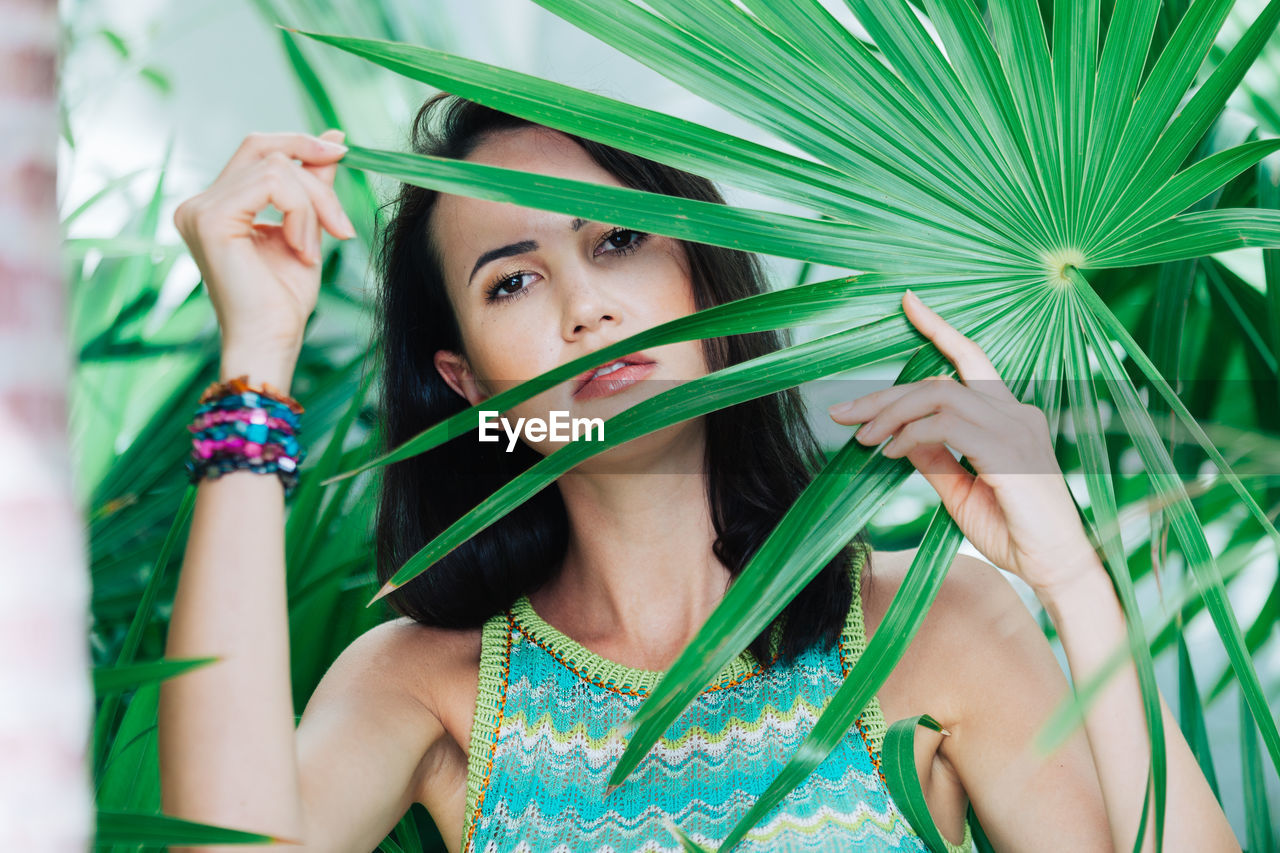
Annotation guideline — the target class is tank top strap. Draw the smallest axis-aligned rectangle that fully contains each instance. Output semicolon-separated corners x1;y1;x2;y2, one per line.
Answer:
461;610;513;852
839;540;889;754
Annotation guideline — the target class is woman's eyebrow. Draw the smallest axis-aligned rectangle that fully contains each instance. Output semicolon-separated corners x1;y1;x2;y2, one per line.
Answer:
466;218;590;286
469;240;537;285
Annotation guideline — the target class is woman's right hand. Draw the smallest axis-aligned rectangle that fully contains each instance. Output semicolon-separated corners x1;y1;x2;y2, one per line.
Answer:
173;130;356;362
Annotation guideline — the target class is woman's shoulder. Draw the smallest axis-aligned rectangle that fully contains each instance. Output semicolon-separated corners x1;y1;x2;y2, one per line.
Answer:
345;616;485;720
862;547;1028;632
862;548;1036;716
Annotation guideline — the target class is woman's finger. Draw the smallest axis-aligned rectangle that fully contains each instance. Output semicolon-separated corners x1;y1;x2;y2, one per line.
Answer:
229;153;352;245
303;129;347;188
288;156;354;239
204;153;322;263
902;290;1018;404
851;377;998;447
898;442;974;509
877;411;1005;471
828;375;951;424
217;131;347;182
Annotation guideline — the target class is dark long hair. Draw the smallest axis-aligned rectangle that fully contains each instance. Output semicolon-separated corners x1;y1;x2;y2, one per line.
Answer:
372;93;870;666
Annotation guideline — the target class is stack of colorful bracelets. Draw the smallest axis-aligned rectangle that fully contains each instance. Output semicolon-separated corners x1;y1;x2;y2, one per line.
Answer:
184;375;307;497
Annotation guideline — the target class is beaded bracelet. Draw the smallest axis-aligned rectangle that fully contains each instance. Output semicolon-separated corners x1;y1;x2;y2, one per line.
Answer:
199;374;303;414
185;375;307;497
193;392;302;431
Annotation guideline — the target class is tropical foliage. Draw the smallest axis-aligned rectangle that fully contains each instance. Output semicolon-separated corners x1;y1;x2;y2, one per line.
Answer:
74;0;1280;850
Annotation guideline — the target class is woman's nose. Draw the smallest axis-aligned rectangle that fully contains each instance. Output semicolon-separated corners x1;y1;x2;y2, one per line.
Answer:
560;266;620;339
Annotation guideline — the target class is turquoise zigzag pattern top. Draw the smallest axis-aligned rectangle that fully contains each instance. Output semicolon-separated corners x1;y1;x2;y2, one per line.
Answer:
461;543;974;852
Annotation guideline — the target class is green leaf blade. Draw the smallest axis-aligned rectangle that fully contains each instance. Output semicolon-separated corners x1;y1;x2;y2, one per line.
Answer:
93;657;218;695
883;714;958;853
95;810;282;845
1090;0;1280;242
339;144;1026;273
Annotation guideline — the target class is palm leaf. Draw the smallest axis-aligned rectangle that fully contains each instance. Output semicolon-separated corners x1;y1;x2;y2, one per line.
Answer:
882;714;956;853
708;290;1062;849
93;486;195;775
1034;531;1257;753
337;145;1023;272
1241;689;1278;853
1070;270;1280;785
93;658;217;695
1175;628;1221;801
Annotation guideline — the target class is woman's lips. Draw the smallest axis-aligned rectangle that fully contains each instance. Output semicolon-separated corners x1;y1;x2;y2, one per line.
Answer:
572;361;657;400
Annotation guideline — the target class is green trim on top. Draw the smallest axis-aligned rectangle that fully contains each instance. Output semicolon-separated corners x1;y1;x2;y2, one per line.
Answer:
839;541;887;755
842;543;974;853
508;594;762;696
460;612;513;853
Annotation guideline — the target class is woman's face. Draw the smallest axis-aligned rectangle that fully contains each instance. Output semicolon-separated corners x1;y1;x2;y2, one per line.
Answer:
430;125;709;464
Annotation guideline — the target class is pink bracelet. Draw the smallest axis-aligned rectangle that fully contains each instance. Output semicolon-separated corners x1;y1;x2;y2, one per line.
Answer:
192;437;298;462
187;408;296;433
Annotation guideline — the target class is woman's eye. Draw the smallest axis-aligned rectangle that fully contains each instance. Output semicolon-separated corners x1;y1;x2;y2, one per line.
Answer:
485;272;535;303
598;228;649;255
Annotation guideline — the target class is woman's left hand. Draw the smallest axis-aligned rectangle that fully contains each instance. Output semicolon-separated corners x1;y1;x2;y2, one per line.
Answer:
828;289;1102;598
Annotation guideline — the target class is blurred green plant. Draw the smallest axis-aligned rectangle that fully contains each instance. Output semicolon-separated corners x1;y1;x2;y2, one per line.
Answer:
71;2;447;850
74;0;1280;851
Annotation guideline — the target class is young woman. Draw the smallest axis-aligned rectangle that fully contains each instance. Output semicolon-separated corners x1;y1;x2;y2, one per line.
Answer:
160;94;1238;853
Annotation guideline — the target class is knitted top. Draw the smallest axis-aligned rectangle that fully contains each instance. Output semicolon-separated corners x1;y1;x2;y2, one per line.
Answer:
461;544;975;853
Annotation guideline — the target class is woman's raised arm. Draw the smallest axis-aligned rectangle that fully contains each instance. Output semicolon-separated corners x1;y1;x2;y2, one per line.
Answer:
158;131;446;851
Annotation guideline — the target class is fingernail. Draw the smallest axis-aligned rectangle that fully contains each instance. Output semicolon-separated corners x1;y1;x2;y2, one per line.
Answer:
321;139;348;153
828;401;855;417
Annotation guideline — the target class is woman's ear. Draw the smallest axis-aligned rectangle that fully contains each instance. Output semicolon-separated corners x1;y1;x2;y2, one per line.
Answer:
434;350;491;406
